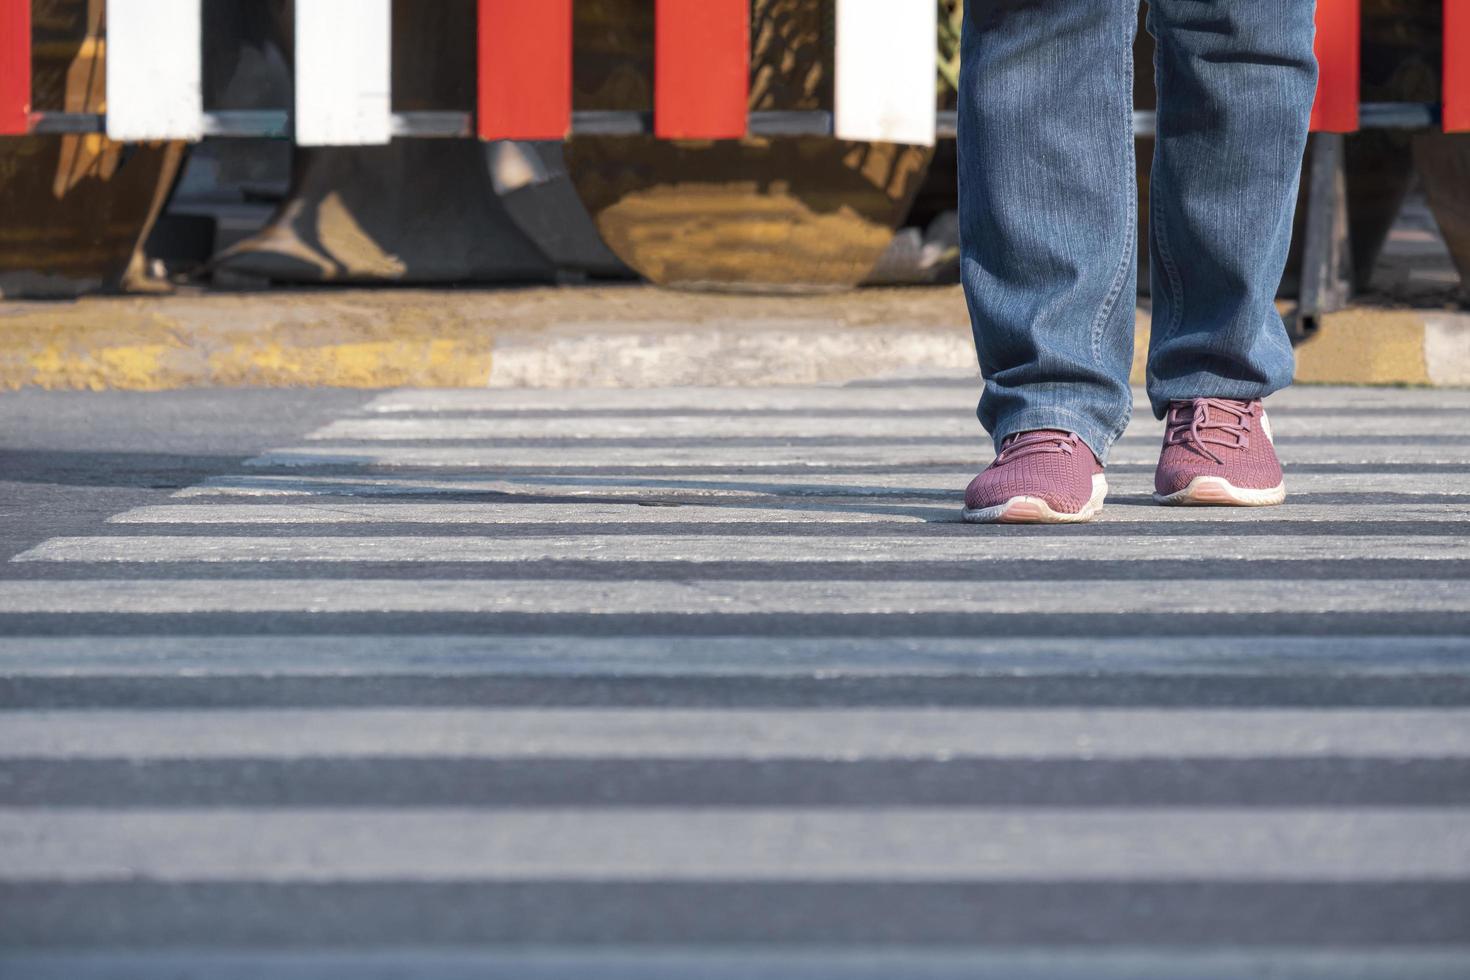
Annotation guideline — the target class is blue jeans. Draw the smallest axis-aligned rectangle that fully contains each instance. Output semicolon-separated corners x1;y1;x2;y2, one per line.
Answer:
958;0;1317;460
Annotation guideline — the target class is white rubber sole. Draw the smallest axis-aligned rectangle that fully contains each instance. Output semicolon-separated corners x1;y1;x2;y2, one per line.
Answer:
962;474;1108;525
1153;475;1286;507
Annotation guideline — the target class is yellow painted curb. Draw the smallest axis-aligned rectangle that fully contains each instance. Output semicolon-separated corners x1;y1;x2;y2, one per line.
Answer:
0;286;981;391
0;294;499;390
1294;308;1432;386
0;286;1463;390
1132;306;1465;388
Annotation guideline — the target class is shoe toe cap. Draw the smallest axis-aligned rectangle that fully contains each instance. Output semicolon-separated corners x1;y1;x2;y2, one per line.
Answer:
1154;446;1283;496
1153;461;1198;497
965;469;1092;514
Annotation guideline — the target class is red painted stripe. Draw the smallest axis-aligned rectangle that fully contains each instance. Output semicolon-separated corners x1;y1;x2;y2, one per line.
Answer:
1446;0;1470;132
655;0;748;140
0;0;30;136
1310;0;1360;132
477;0;572;141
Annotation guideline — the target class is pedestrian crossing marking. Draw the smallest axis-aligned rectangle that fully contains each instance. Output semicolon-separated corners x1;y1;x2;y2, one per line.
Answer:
4;381;1467;957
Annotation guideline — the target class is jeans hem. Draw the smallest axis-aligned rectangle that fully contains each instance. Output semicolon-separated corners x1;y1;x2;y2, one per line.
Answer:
991;407;1118;465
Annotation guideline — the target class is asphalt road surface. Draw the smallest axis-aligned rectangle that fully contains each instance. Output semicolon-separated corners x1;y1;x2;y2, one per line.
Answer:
1;379;1468;979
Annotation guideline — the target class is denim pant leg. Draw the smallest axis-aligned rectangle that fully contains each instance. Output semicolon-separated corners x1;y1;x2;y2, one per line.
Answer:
1144;1;1317;418
958;0;1140;461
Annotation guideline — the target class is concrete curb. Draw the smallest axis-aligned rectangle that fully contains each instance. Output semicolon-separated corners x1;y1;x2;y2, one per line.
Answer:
0;286;1466;390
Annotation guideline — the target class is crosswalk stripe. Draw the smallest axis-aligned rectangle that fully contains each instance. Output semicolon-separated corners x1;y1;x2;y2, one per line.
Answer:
14;534;1469;564
3;708;1463;759
1;634;1462;677
246;443;1470;468
360;386;1470;414
0;579;1465;615
7;379;1467;962
173;471;1470;499
110;502;949;524
106;501;1470;524
364;388;981;414
313;415;1037;440
307;413;1459;441
4;809;1466;881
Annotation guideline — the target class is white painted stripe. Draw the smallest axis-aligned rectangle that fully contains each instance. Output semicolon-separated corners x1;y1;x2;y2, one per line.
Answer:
0;579;1463;615
103;0;203;141
835;0;937;145
3;809;1465;881
173;470;1470;500
1266;387;1470;408
310;413;1466;441
171;471;968;498
293;0;392;145
2;634;1464;677
4;708;1464;760
246;444;982;469
246;442;1470;469
362;387;979;414
484;323;976;388
172;472;957;498
14;533;1470;564
313;415;994;440
6;949;1468;980
106;501;1470;525
359;386;1470;415
110;503;948;524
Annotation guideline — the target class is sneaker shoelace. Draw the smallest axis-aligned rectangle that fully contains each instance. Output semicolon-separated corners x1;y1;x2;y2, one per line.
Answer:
1165;398;1255;465
994;430;1080;465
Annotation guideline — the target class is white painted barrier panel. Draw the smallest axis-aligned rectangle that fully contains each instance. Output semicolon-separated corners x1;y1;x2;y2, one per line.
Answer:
104;0;203;141
294;0;392;146
834;0;937;146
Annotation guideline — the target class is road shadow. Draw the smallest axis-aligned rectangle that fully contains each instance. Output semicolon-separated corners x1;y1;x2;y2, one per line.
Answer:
0;449;254;492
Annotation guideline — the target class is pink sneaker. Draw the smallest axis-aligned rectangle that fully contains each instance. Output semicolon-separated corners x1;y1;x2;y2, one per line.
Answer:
962;430;1107;524
1154;397;1286;506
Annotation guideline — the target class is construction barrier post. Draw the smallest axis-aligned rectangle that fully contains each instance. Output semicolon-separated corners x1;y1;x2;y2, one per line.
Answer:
294;0;393;146
0;0;29;136
477;0;572;141
1311;0;1361;133
654;0;749;140
1445;0;1469;132
105;0;204;141
834;0;937;146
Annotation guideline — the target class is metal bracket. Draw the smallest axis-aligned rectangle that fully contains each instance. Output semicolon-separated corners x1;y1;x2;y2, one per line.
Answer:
17;102;1437;143
1293;131;1355;342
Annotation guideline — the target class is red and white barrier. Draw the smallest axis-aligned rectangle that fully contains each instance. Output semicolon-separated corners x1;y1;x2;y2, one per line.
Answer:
294;0;391;146
477;0;572;141
655;0;749;140
1446;0;1469;132
0;1;1465;143
0;0;28;136
1311;0;1361;133
104;0;203;141
835;0;937;146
